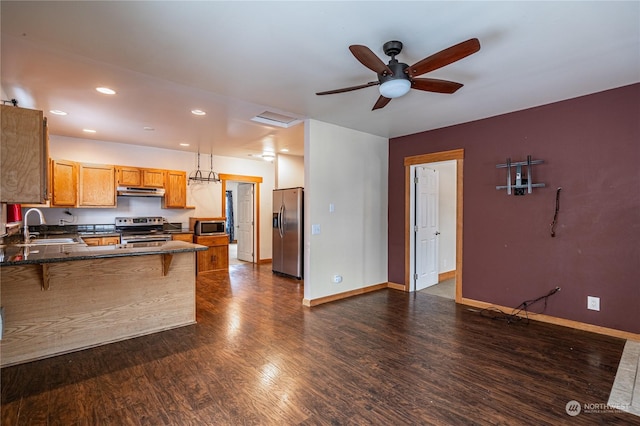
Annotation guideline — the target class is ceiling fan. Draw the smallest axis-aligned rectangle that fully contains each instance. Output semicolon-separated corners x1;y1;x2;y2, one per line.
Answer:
316;38;480;110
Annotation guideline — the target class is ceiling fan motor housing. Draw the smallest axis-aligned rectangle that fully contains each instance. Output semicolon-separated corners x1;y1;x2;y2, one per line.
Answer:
379;61;410;84
383;40;403;57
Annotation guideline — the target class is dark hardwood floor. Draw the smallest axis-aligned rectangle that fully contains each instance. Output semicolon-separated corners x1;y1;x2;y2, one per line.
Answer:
2;263;638;425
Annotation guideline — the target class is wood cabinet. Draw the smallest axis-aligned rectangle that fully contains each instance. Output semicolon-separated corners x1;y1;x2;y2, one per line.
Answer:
142;169;164;188
117;166;142;186
163;170;187;208
1;105;49;203
78;163;116;207
172;233;193;243
48;159;190;209
50;159;77;207
195;234;229;274
82;236;120;246
117;166;164;188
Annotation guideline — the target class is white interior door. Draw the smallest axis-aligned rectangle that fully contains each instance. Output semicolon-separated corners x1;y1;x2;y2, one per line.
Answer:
415;166;439;291
237;183;254;262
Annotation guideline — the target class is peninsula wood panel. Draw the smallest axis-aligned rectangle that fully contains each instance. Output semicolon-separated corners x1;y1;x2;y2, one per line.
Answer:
0;252;196;367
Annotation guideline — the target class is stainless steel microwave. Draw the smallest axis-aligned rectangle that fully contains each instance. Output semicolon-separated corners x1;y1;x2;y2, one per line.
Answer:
194;220;226;235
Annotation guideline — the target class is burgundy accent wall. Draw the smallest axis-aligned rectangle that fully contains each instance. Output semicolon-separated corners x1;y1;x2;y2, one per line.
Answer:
389;83;640;334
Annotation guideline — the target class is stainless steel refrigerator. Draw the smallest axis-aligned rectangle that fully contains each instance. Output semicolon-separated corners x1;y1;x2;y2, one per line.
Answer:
272;187;303;279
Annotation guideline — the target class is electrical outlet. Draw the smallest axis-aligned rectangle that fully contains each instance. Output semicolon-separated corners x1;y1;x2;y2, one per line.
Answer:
333;275;343;284
59;219;65;226
587;296;600;311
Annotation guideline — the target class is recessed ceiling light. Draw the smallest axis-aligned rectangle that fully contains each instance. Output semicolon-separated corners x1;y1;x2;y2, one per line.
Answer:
280;148;289;153
49;109;67;116
96;87;116;95
191;109;206;116
143;126;155;131
179;143;190;147
83;129;97;133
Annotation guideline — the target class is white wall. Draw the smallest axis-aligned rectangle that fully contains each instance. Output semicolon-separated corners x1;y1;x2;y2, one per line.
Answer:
276;154;304;189
45;135;276;259
304;119;388;302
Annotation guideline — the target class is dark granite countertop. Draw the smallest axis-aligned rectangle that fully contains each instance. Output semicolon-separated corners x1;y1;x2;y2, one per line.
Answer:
0;240;207;266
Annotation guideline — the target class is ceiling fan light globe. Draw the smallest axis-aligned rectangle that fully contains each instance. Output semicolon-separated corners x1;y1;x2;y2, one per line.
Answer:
379;79;411;98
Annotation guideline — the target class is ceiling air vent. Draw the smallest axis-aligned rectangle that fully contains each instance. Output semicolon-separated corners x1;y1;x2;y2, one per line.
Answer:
250;111;302;128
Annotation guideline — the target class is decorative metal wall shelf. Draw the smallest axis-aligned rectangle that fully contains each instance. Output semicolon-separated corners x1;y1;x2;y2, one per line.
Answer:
496;155;545;195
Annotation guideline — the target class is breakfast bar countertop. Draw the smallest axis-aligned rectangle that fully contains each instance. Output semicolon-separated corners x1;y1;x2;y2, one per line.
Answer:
0;240;208;266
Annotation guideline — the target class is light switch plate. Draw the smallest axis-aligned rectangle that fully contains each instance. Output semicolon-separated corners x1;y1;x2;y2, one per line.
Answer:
311;224;321;235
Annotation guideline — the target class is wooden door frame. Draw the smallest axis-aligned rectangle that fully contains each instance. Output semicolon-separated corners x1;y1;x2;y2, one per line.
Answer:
219;174;263;264
403;149;464;302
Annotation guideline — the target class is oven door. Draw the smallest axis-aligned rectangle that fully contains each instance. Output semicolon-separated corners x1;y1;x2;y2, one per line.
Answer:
120;234;172;244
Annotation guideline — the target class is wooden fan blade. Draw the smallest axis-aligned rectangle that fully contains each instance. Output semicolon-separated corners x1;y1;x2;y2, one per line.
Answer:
349;45;393;76
372;95;391;110
406;38;480;78
316;81;379;95
411;78;463;94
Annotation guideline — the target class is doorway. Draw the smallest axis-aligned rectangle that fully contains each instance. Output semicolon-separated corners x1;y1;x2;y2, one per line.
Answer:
404;149;464;302
220;174;263;265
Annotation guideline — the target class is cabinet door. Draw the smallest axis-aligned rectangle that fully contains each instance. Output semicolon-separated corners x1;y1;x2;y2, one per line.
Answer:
50;159;77;207
1;105;48;203
142;169;164;188
117;166;141;186
78;163;116;207
102;236;120;245
211;245;229;271
163;170;186;208
82;237;102;246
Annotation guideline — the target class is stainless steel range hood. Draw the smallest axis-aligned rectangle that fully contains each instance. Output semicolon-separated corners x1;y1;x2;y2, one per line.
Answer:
116;186;165;197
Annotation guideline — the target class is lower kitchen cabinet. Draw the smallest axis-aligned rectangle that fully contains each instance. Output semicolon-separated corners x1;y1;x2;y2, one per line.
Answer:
82;236;120;246
194;234;229;274
171;233;193;243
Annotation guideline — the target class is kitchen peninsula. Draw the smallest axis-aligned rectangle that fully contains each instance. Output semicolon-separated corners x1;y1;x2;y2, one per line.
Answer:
0;240;207;367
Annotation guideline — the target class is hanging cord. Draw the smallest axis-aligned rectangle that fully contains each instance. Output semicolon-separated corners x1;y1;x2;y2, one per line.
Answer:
480;287;561;325
550;187;562;237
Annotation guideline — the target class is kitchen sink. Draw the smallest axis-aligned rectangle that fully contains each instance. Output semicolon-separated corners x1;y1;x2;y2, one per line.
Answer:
31;238;79;245
15;237;80;247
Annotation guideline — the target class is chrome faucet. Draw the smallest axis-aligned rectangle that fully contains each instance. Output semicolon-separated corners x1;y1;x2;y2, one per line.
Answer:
23;208;46;244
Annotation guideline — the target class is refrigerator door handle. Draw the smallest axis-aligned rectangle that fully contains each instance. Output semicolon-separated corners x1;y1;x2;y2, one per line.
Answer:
279;205;285;238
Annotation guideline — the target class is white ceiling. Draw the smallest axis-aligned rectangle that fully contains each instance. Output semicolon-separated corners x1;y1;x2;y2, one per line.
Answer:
2;1;638;160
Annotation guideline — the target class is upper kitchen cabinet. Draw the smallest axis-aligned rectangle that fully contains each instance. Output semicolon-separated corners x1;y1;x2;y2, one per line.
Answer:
117;166;142;186
116;166;164;188
78;163;116;207
163;170;187;208
50;159;77;207
1;105;49;203
142;169;165;188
